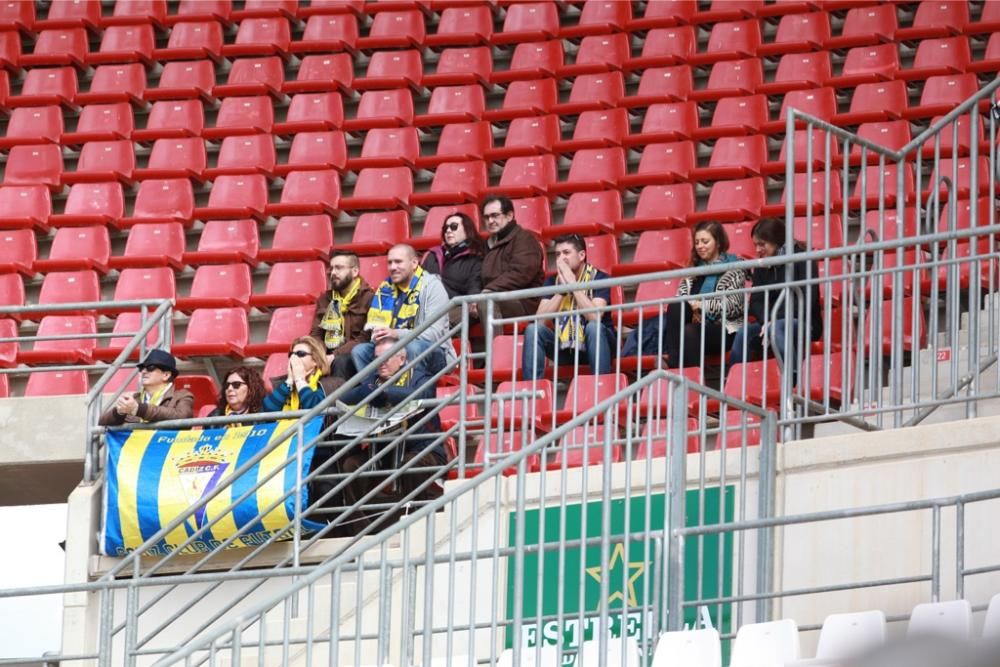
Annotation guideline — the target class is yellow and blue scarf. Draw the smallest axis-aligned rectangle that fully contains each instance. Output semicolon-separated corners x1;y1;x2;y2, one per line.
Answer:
366;266;426;331
285;369;322;412
138;383;172;423
319;277;362;349
557;263;599;350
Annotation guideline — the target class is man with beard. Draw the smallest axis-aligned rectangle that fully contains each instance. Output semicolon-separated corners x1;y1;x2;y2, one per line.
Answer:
312;251;376;381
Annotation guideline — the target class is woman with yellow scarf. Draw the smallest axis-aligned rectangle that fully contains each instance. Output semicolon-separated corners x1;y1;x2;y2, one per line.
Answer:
262;337;336;412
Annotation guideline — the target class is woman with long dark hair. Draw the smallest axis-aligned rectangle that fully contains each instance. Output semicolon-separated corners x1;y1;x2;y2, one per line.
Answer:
421;211;485;324
209;366;266;425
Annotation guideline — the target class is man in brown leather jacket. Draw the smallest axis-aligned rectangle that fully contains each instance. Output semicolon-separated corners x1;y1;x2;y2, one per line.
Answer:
479;195;546;319
99;349;194;425
311;251;375;380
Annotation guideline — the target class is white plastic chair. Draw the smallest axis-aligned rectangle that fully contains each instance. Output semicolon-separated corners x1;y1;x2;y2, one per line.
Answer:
496;645;562;666
981;593;1000;639
730;619;801;667
577;635;642;667
814;609;887;660
907;599;973;639
650;628;722;667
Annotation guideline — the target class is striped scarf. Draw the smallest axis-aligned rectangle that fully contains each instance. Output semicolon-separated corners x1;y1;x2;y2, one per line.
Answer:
285;370;322;412
557;263;599;350
366;266;426;332
319;277;362;349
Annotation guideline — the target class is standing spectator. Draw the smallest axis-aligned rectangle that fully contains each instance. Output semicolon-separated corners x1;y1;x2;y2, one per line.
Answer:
729;218;822;365
421;212;484;325
208;366;266;425
522;234;616;380
351;244;455;376
479;195;546;319
622;221;747;369
312;251;375;381
263;337;339;412
100;349;194;425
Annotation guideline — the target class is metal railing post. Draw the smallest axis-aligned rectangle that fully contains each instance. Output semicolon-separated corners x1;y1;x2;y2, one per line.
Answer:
665;377;689;631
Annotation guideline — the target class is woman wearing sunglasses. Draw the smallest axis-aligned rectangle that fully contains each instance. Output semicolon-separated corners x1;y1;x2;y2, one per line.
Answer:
208;366;266;425
262;337;337;412
99;349;194;425
421;212;484;324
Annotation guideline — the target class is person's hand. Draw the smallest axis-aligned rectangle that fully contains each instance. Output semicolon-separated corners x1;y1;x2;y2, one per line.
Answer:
469;302;478;317
286;359;295;384
689;300;701;312
116;394;138;416
289;355;307;382
371;326;393;343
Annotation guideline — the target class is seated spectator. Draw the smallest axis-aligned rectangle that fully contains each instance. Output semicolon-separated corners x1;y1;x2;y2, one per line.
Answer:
622;221;747;368
480;195;546;319
208;366;266;426
522;234;615;380
730;218;822;366
351;244;455;377
312;251;375;382
263;337;339;412
421;211;484;324
99;349;194;425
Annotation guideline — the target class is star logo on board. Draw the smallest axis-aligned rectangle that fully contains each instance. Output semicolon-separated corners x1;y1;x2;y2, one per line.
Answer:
585;542;646;608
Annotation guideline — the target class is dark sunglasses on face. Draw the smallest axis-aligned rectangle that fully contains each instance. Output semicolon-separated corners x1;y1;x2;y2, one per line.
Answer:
444;222;462;232
225;381;247;390
139;364;169;373
289;350;311;358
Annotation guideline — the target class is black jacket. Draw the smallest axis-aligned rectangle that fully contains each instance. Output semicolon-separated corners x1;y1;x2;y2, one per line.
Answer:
421;244;483;298
747;244;823;342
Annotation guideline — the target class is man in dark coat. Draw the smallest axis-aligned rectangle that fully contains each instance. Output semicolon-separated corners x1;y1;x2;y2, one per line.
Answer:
479;195;546;319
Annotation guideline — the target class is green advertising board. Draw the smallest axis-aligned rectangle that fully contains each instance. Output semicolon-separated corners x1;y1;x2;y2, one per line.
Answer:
505;487;734;662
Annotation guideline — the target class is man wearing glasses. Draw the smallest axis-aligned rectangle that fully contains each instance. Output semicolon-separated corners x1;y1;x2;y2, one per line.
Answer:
312;251;376;381
522;234;615;380
99;349;194;425
479;195;546;318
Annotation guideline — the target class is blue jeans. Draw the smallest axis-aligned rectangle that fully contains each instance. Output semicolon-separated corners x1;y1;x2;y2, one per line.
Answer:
351;338;446;376
729;319;798;364
521;321;615;380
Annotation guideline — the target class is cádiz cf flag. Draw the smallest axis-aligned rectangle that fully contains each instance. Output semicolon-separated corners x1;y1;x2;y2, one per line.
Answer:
101;419;325;557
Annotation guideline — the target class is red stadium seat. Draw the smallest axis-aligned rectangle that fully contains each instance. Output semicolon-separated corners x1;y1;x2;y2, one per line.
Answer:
801;351;854;405
486;114;560;160
281;53;353;94
550;148;627;194
34;226;110;273
758;51;832;95
905;74;979;120
0;229;35;275
624;101;698;145
689;177;766;223
106;0;167;26
700;93;768;138
615;228;691;276
232;0;295;20
63;102;133;145
484;78;558;122
418;121;493;168
276;130;346;174
425;5;492;46
3;145;63;190
556;108;630;152
722;359;782;411
0;186;52;231
292;14;359;53
274;92;344;134
0;274;24;315
77;63;146;106
696;0;762;23
344;89;414;130
214;56;285;99
543;191;620;238
354;49;422;91
897;0;968;40
495;2;558;44
0;1;34;32
261;352;286;391
195;174;268;220
768;87;837;133
0;29;17;71
553;71;626;115
412;204;477;250
411;160;488;206
764;128;842;175
244;304;317;358
494;40;563;83
628;0;695;30
852;121;912;164
25;370;89;397
864;209;919;243
173;308;249;358
926;157;989;200
121;178;196;227
340;167;411;211
258;214;333;263
348;127;419;170
692;135;767;180
833;80;908;125
794;214;845;250
863;297;927;354
144;60;216;102
472;429;538;477
205;134;276;178
624;65;693;109
132;100;204;141
176;263;253;311
763;172;843;217
182;218;260;266
544;424;622;471
357;255;388;290
488;155;558;198
18;315;97;364
921;115;982;158
726;221;758;259
436;384;480;435
204;96;273;138
626;25;696;70
22;28;89;68
357;9;425;49
0;319;17;368
0;106;64;148
827;4;896;49
509;196;551;238
584;234;619;273
491;379;555;432
970;0;1000;33
848;163;916;209
338;210;409;254
690;57;762;101
37;270;101;314
49;183;125;227
155;20;224;61
266;170;341;216
36;0;99;29
9;67;76;108
468;334;529;384
830;44;899;88
563;0;631;37
222;17;291;57
65;140;135;184
111;267;176;304
900;37;971;81
692;19;761;65
89;24;155;65
250;260;327;308
422;46;492;87
634;417;701;457
758;10;830;56
618;183;695;233
555;373;628;424
415;84;486;126
172;375;218;414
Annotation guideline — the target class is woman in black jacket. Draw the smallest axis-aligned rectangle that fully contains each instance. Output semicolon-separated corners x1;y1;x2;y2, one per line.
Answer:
421;211;484;324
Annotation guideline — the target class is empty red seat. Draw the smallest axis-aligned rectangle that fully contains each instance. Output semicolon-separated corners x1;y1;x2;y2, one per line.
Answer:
155;20;224;61
0;1;34;32
901;37;971;81
563;0;631;37
864;208;918;243
926;157;989;200
970;0;1000;33
204;134;276;178
827;4;896;49
422;46;492;88
551;148;627;194
258;214;334;263
144;60;216;102
24;370;89;397
758;10;830;56
495;2;558;44
357;255;387;289
105;0;167;26
346;127;419;171
0;229;35;275
553;71;626;115
626;25;696;70
619;140;695;189
232;0;295;20
690;177;765;223
244;304;317;358
195;174;268;220
63;102;134;145
412;204;478;250
556;108;630;152
472;429;538;477
89;24;155;64
65;140;135;185
484;78;558;122
486;114;560;160
49;182;125;227
701;94;769;138
37;270;101;314
634;417;701;457
425;5;492;46
133;100;204;141
355;49;422;90
491;379;555;431
618;183;695;233
36;0;99;29
831;43;899;88
0;186;52;231
509;196;551;238
624;101;698;145
35;226;110;273
0;106;64;148
182;218;260;266
292;13;359;53
0;318;17;368
276;130;346;174
223;16;290;57
22;28;89;68
544;424;621;471
3;145;62;190
267;170;341;216
204;96;273;138
624;65;693;110
282;53;353;94
338;210;409;254
555;373;628;424
214;56;285;98
418;121;493;168
543;191;619;239
110;222;185;268
415;84;486;127
172;307;249;358
344;89;414;130
176;263;252;312
852;121;912;164
0;274;24;315
848;164;916;209
493;40;563;83
801;352;854;406
897;0;968;40
122;178;196;227
905;74;979;120
615;228;691;276
834;80;908;125
340;167;411;210
692;19;761;65
864;297;927;354
250;260;327;308
758;51;832;95
697;0;762;22
10;67;75;109
923;114;983;159
763;171;843;217
358;8;425;49
18;315;97;365
691;57;762;101
628;0;695;30
274;92;344;134
693;135;767;180
768;87;837;132
488;155;558;198
764;128;842;175
723;359;782;411
112;266;176;303
0;29;18;71
410;160;488;207
793;214;845;250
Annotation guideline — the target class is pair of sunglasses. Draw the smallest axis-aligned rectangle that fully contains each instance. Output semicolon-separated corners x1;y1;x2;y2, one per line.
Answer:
289;350;311;358
444;222;462;232
225;381;246;390
139;364;169;373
